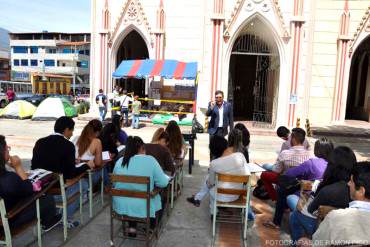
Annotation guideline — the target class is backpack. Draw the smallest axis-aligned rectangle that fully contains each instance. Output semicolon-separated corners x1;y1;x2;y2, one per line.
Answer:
192;117;204;133
253;179;270;200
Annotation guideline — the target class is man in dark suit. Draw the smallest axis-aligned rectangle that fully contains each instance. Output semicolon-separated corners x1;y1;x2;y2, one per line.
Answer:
31;116;93;228
206;90;233;160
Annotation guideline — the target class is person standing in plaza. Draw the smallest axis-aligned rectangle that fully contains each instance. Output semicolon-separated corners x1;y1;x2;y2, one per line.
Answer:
120;90;132;127
206;90;233;160
6;87;15;102
131;95;141;129
95;89;107;121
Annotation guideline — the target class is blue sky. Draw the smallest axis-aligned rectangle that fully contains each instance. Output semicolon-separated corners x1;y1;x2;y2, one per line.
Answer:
0;0;90;32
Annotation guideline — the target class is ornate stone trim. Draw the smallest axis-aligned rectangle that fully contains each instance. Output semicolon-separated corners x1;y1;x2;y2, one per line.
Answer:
109;0;154;47
349;6;370;55
224;0;290;41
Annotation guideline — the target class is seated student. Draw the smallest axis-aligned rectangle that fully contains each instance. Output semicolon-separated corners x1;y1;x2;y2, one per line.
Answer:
285;138;333;210
151;127;165;144
99;123;119;159
72;119;103;184
0;135;61;231
145;129;175;175
207;129;251;216
113;136;169;236
263;126;310;171
288;146;356;245
278;126;310;153
112;114;128;146
311;162;370;246
186;135;228;207
263;138;333;230
234;123;250;163
165;120;186;160
260;128;312;201
31;116;93;228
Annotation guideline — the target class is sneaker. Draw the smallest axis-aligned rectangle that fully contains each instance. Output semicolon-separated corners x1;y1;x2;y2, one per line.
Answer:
42;214;62;232
186;196;200;207
65;220;80;229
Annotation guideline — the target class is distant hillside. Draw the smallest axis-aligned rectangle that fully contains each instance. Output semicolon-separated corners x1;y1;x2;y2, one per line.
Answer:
0;28;10;51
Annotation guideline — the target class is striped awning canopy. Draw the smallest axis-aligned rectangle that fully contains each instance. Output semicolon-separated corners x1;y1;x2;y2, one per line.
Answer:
112;59;198;80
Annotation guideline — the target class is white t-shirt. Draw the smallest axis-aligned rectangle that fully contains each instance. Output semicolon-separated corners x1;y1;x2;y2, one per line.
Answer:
120;95;132;108
218;104;224;127
209;152;250;202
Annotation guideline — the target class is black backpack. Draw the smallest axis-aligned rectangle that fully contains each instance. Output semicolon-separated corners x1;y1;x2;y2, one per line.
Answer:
253;179;270;200
192;117;204;133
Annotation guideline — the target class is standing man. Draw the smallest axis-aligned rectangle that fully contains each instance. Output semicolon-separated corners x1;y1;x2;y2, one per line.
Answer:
206;90;233;160
120;90;132;127
95;89;107;121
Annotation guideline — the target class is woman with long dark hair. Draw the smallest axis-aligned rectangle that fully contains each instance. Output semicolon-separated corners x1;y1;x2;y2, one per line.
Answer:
0;135;61;231
111;114;128;145
112;136;169;235
99;123;119;158
234;123;250;163
289;146;356;245
165;120;186;159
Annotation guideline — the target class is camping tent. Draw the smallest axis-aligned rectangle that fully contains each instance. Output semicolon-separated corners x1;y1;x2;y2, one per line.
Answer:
0;100;36;119
32;97;77;121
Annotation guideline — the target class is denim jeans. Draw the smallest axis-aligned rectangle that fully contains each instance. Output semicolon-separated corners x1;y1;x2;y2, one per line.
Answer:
287;194;300;211
262;163;274;171
121;108;129;126
98;107;107;121
289;210;317;246
132;114;140;129
54;180;88;220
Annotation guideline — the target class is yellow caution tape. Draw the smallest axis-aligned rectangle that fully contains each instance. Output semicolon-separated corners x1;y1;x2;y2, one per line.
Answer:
139;109;193;115
137;98;194;104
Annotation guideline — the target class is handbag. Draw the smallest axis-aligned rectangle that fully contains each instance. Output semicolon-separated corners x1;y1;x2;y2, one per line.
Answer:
277;175;301;195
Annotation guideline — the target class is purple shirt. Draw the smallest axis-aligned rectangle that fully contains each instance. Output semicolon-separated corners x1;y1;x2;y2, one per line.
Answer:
285;157;327;181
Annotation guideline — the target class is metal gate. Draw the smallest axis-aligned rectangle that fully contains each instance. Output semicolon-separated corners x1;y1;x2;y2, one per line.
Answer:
230;33;280;127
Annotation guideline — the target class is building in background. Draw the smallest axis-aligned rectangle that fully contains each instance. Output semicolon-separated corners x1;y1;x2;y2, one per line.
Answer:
0;28;11;81
9;32;90;94
91;0;370;127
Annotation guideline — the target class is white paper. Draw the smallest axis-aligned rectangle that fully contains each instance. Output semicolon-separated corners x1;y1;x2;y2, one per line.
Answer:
117;145;125;153
154;99;161;106
247;163;266;173
76;162;86;168
102;151;110;161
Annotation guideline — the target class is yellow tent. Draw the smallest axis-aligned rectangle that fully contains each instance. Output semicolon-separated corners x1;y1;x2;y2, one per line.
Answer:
0;100;37;119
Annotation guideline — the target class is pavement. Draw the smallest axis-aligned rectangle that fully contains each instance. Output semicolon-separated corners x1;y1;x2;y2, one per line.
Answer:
1;118;370;247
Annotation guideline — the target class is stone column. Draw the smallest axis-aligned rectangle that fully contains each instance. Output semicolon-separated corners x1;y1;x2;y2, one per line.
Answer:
332;0;351;122
287;0;305;127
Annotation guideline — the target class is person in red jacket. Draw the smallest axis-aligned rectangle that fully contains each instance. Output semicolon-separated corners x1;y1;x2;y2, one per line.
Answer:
6;87;15;102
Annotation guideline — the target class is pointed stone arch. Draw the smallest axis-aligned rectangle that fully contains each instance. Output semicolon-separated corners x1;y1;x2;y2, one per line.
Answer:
108;0;154;48
223;0;290;42
222;13;288;127
349;6;370;57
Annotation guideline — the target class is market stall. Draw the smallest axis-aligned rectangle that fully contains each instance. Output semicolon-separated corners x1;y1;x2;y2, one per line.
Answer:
113;59;198;173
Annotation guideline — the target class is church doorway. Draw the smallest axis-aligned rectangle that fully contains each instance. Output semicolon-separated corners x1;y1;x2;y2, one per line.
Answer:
228;18;280;126
346;36;370;121
116;30;149;97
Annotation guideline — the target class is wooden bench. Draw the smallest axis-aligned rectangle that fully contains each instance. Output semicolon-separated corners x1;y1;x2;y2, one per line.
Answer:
0;174;59;247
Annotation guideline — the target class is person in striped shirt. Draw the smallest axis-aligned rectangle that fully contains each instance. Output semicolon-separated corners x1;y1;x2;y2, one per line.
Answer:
260;128;312;201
